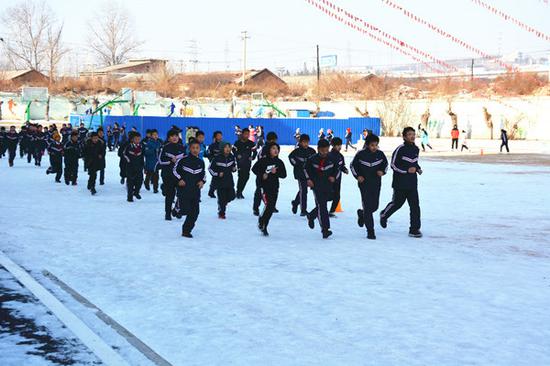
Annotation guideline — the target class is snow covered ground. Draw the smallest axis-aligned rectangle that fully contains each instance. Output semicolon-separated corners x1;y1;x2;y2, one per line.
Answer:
0;148;549;365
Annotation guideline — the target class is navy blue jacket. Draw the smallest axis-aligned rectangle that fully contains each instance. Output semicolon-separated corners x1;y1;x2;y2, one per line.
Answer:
208;153;237;188
173;155;206;199
350;149;388;188
304;153;338;194
390;142;421;190
289;146;316;180
252;156;287;192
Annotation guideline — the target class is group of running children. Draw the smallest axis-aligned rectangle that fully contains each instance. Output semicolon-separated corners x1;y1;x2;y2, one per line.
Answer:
0;123;423;240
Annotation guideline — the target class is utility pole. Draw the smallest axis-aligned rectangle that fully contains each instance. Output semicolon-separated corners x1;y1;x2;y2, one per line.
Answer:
188;39;199;73
316;45;321;100
241;31;250;87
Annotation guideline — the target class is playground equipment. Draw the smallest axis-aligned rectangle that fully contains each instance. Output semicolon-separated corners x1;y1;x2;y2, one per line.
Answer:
133;91;158;116
21;87;49;121
89;88;133;128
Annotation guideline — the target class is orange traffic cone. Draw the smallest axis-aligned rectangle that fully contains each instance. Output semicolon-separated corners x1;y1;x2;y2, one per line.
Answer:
480;148;484;156
335;200;344;213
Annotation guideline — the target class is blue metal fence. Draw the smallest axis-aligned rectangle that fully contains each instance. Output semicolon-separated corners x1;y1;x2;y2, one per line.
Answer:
102;116;381;145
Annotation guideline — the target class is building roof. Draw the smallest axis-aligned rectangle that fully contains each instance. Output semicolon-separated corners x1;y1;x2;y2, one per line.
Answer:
82;59;167;75
175;68;286;85
0;69;47;81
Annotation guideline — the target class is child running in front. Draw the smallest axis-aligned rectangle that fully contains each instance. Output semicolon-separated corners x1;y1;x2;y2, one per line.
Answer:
350;134;388;239
123;132;145;202
173;140;206;238
289;134;315;216
305;139;338;239
46;132;63;183
209;142;237;219
252;142;287;236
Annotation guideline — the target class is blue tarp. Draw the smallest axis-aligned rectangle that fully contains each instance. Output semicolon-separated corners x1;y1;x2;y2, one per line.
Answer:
102;116;381;145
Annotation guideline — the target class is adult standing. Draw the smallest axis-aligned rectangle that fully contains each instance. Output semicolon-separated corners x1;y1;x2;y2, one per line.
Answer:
451;125;459;151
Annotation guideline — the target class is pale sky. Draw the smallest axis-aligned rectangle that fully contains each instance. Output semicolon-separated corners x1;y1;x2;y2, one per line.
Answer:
3;0;550;73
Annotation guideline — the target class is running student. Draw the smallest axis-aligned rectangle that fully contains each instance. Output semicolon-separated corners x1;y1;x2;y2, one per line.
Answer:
253;132;278;216
209;142;237;219
500;129;509;153
351;134;388;240
5;126;19;167
252;143;287;236
328;137;348;216
233;128;257;199
289;134;316;216
380;127;423;238
344;128;356;151
63;131;81;185
158;129;186;220
143;129;162;193
97;128;107;185
46;132;63;183
173;140;206;238
206;131;223;198
123;132;145;202
33;125;46;166
460;130;469;151
305;139;338;239
420;128;433;152
84;132;104;195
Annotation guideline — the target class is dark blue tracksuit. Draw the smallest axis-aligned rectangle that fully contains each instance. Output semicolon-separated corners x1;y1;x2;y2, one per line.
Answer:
351;149;388;231
173;155;206;234
289;146;316;214
123;143;145;199
47;141;64;181
329;149;348;213
232;139;257;196
158;142;186;216
304;154;338;232
5;131;19;166
64;140;81;184
209;153;237;215
380;142;422;231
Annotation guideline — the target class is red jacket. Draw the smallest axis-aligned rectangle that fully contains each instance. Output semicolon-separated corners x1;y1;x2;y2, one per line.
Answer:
451;129;460;139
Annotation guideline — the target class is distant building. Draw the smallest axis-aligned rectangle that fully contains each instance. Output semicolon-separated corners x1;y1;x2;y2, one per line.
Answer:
0;69;48;84
80;59;167;79
175;68;287;92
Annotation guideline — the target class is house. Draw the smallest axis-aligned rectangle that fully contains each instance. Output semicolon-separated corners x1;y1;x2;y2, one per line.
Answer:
0;69;48;84
80;59;167;79
174;68;287;92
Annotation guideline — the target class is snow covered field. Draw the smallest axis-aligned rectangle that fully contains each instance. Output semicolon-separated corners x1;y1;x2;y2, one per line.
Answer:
1;149;549;365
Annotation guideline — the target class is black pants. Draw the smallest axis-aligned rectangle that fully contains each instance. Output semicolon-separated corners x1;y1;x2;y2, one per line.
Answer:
329;178;342;213
309;191;331;231
359;184;381;231
20;143;27;158
179;194;200;234
259;190;278;228
126;170;143;199
145;171;159;191
236;165;251;195
49;155;63;181
8;147;17;165
217;186;236;215
64;160;78;184
34;147;44;165
380;188;421;231
451;138;458;150
293;179;309;214
461;144;469;151
26;146;33;163
162;171;177;215
345;139;356;151
500;141;509;153
88;170;97;190
253;179;262;212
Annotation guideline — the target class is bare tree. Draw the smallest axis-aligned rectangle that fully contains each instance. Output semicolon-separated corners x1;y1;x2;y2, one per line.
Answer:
1;0;52;71
87;1;142;66
45;22;67;82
